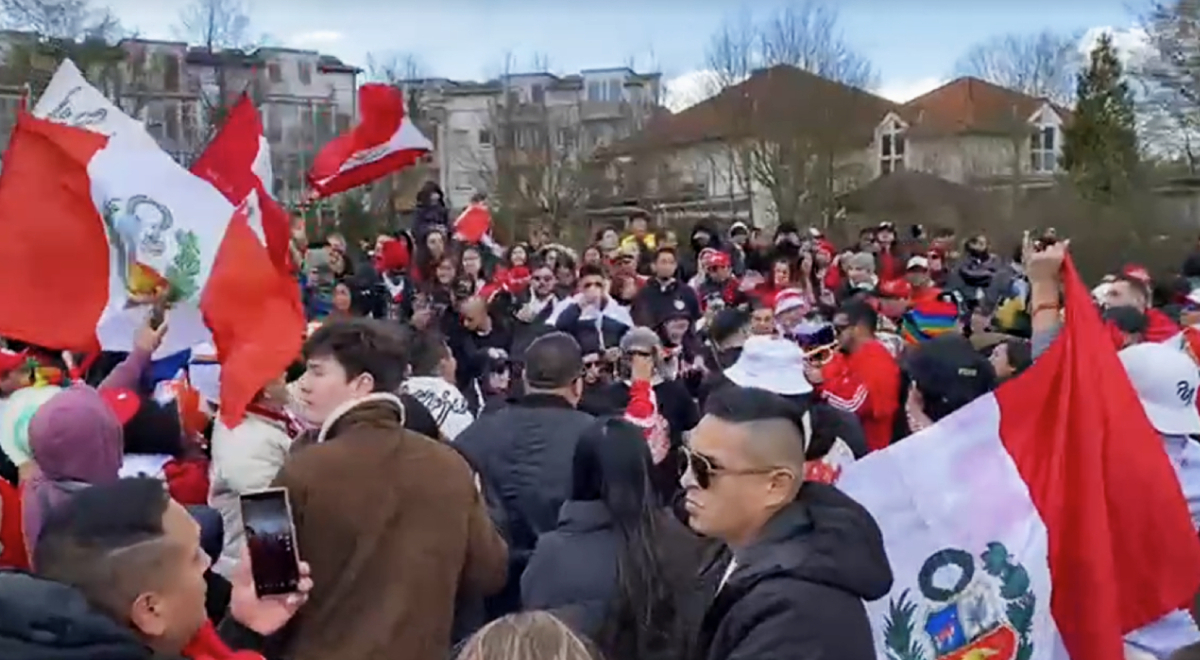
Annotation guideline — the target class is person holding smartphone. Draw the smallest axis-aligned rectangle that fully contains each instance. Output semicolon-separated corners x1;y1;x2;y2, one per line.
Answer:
274;318;507;660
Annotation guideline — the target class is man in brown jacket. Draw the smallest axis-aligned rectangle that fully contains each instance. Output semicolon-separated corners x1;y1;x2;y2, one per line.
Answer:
273;318;507;660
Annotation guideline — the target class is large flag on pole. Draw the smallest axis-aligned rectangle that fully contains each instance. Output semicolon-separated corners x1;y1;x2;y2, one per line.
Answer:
0;61;302;425
837;257;1200;660
306;83;431;197
190;95;295;276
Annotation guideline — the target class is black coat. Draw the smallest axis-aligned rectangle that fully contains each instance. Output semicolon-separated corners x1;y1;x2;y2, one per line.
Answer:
632;278;702;328
455;394;595;618
692;484;893;660
521;500;707;639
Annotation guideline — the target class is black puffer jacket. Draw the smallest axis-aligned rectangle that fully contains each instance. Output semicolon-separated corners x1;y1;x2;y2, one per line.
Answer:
692;484;893;660
0;571;263;660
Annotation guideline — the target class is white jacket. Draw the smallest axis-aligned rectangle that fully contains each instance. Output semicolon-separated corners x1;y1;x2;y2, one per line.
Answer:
207;411;294;577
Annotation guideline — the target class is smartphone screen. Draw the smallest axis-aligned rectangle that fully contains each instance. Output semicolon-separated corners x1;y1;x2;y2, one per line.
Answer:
239;488;301;597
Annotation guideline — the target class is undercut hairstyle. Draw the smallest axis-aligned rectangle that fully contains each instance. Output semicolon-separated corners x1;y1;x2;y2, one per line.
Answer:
523;332;583;390
303;317;408;392
34;478;173;622
408;331;451;378
838;298;878;332
704;385;808;466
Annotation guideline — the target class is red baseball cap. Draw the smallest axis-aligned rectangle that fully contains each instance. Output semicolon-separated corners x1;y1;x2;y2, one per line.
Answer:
0;348;27;375
100;388;141;425
705;250;732;269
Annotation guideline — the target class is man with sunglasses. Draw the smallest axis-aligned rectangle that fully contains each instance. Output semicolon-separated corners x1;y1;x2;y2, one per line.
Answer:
683;386;892;660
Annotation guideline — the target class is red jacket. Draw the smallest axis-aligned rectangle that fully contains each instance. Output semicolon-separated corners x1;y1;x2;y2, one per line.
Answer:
0;480;29;570
1145;308;1181;342
817;340;900;453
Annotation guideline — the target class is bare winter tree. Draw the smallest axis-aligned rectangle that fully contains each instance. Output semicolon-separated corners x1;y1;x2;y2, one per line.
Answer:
1134;1;1200;171
953;30;1081;106
174;0;259;50
0;0;119;40
702;0;880;227
173;0;267;151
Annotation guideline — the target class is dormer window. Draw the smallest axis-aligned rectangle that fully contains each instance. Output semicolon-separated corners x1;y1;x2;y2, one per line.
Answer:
1030;124;1057;174
880;119;905;175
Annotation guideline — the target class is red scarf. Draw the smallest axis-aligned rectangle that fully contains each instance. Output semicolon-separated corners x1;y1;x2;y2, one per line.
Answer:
245;402;306;439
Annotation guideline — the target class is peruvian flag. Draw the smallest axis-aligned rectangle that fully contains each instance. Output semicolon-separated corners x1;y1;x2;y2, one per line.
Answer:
306;83;432;197
190;95;295;276
837;257;1200;660
0;61;303;425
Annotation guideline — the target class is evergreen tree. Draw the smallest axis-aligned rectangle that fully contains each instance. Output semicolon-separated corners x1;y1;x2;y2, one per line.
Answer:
1060;33;1140;200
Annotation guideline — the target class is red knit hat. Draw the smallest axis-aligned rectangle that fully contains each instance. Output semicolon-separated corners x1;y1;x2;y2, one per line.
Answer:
378;239;410;272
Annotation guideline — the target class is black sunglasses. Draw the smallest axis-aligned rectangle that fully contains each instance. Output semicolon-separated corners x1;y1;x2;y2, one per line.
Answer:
681;446;779;490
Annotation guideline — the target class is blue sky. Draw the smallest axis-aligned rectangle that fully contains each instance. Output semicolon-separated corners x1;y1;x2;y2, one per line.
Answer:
107;0;1139;104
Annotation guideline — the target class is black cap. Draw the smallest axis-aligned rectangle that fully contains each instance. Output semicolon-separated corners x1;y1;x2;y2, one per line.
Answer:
905;335;997;422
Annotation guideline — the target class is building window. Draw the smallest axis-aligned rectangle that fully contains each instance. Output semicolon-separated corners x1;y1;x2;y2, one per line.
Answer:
268;62;282;83
164;100;180;142
531;84;545;104
607;79;621;102
265;105;282;142
1030;125;1057;174
479;128;493;146
298;61;312;85
587;81;602;101
879;120;905;175
182;101;198;149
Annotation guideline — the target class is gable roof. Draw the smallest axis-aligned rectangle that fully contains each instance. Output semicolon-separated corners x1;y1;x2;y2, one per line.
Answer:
897;77;1071;138
607;64;899;156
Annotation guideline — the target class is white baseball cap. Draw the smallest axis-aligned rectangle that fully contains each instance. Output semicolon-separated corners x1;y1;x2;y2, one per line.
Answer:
1118;342;1200;435
906;256;929;270
724;336;813;396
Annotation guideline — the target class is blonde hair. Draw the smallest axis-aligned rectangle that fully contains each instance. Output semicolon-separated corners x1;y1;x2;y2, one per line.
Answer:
456;612;598;660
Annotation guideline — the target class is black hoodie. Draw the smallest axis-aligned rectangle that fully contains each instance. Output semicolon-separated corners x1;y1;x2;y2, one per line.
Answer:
692;483;892;660
0;571;263;660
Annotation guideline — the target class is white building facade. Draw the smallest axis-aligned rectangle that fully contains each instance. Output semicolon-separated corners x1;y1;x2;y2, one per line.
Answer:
404;67;661;210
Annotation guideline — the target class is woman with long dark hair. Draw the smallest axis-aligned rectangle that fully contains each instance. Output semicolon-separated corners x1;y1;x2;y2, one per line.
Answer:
521;418;703;660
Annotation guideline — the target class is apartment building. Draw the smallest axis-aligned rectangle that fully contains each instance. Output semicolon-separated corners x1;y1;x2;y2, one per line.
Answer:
0;34;359;204
401;67;662;210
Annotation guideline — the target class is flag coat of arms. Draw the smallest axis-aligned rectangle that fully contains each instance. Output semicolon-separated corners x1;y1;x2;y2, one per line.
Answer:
0;60;302;424
836;259;1200;660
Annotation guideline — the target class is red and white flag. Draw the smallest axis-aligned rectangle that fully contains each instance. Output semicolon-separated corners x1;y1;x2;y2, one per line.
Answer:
190;95;295;276
837;258;1200;660
306;83;432;198
0;62;303;425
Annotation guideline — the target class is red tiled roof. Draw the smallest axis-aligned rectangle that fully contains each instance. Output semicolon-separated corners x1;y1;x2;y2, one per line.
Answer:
608;64;899;156
897;77;1071;137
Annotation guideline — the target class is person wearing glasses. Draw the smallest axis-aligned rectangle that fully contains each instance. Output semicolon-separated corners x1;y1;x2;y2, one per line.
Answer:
681;386;892;660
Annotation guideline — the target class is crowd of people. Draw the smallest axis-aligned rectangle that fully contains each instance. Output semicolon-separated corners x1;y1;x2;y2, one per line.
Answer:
0;178;1198;660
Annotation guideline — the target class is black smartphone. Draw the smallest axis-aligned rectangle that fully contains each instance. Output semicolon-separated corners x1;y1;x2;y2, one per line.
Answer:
149;304;166;330
239;488;301;597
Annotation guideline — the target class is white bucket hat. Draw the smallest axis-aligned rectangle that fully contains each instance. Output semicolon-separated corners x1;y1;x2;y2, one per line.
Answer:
724;336;813;396
1118;342;1200;435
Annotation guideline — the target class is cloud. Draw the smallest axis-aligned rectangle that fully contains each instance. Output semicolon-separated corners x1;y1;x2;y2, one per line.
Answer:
287;30;343;49
876;77;946;103
663;69;720;113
